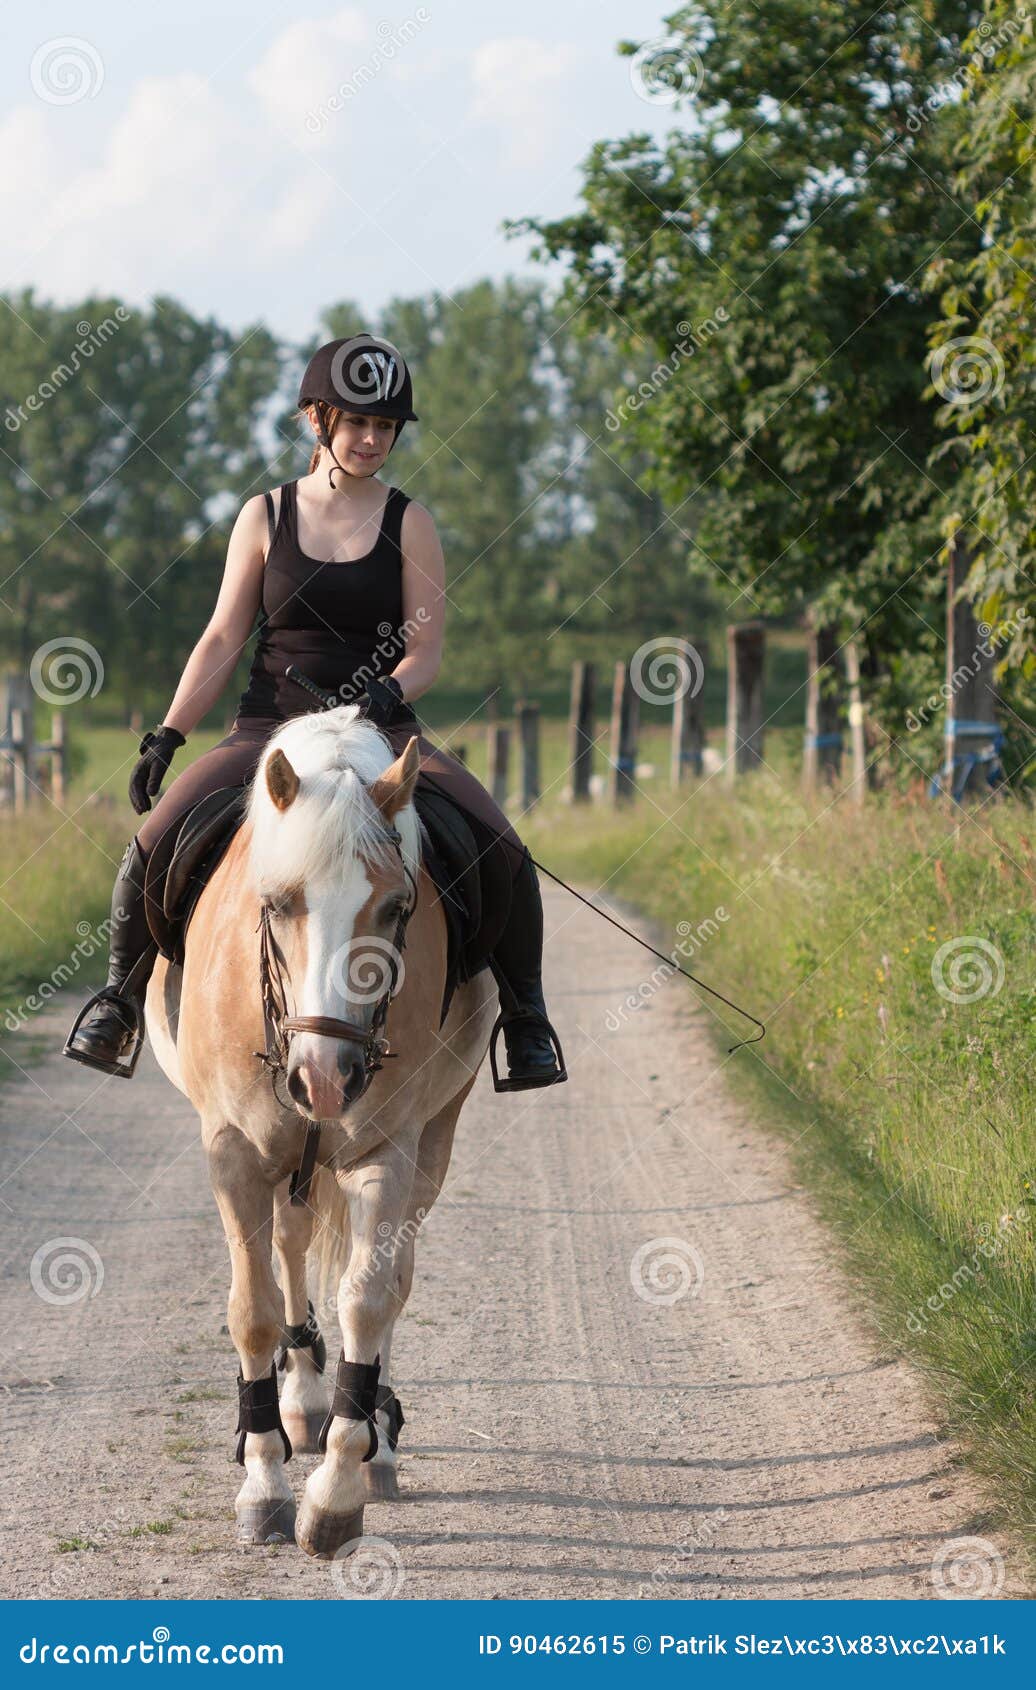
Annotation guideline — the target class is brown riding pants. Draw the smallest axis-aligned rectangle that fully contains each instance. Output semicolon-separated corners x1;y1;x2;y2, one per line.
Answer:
135;714;527;881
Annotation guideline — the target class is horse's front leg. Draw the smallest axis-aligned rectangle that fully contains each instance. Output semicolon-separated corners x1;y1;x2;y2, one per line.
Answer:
273;1181;329;1453
363;1081;476;1501
296;1150;413;1559
208;1125;295;1546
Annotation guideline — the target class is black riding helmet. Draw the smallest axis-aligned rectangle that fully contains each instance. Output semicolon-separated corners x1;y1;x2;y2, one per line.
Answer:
298;333;418;486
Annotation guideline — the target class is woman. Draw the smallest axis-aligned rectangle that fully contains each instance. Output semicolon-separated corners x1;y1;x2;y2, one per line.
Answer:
64;333;565;1093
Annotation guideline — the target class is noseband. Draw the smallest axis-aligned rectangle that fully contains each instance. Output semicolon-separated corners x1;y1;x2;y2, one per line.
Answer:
253;821;417;1205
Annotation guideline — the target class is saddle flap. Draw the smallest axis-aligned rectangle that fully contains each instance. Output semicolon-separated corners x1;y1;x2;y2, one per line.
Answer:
412;784;511;1022
144;786;248;962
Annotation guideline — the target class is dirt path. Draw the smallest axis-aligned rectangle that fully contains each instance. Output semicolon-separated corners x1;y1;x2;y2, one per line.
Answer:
0;885;1019;1600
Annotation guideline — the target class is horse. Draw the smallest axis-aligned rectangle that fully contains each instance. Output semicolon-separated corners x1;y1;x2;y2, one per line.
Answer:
144;705;496;1557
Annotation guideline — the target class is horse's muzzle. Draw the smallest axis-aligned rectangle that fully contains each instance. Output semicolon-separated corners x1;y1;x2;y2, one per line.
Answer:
286;1037;368;1120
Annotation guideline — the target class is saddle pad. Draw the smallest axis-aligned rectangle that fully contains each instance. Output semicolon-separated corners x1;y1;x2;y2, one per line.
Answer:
142;778;509;1009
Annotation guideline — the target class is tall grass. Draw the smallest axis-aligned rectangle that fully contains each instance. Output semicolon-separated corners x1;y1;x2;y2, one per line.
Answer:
525;767;1036;1542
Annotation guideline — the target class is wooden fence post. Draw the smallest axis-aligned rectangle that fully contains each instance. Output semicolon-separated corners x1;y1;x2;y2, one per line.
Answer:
803;619;843;789
609;660;639;805
568;660;596;802
670;649;705;787
941;536;999;802
725;623;765;779
49;712;67;808
1;673;36;813
516;703;540;810
488;723;510;807
844;638;867;807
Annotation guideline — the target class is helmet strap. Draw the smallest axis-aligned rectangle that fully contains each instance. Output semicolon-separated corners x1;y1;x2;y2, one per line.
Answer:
313;401;351;490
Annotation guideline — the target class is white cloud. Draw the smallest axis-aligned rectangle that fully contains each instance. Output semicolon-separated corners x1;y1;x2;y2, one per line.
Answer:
246;7;370;152
468;36;582;170
0;13;620;331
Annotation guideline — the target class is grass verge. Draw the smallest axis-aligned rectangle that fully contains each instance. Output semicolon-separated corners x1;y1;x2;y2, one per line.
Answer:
525;767;1036;1553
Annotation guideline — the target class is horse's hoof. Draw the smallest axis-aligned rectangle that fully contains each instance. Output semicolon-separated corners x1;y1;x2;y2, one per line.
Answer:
236;1498;296;1546
281;1409;327;1455
295;1501;365;1560
364;1462;400;1501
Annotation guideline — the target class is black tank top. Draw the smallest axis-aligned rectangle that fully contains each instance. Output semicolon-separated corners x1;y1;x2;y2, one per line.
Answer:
237;477;410;720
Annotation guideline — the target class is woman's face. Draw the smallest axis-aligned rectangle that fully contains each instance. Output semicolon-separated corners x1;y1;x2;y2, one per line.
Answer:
314;407;397;476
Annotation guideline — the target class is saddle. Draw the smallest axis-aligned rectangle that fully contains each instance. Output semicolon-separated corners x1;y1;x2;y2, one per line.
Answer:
143;780;509;1023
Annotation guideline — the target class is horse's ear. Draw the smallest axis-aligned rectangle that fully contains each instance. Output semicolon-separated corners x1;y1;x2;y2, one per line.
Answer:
369;736;420;821
265;748;300;811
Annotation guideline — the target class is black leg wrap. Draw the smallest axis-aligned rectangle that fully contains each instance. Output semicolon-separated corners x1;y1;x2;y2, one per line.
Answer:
234;1364;293;1466
318;1352;380;1462
375;1382;405;1452
276;1299;326;1375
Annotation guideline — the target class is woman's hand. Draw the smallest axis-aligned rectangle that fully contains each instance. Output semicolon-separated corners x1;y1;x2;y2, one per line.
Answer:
129;724;187;814
360;674;411;729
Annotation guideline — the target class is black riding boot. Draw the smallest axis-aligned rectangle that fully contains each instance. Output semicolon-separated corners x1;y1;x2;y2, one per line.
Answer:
63;837;157;1078
489;850;567;1092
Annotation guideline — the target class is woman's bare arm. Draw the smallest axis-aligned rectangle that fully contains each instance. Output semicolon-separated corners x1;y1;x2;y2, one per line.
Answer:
160;496;268;737
391;501;445;702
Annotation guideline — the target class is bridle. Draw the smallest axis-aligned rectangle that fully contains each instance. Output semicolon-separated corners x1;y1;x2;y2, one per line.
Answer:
253;819;417;1205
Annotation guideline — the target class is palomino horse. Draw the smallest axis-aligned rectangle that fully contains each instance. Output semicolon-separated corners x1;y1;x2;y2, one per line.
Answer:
145;707;495;1557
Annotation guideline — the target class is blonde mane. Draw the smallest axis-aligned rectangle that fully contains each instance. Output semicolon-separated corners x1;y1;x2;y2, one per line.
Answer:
246;706;421;896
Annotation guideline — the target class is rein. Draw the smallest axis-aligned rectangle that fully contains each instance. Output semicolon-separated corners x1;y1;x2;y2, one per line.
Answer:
253;821;417;1206
261;663;765;1204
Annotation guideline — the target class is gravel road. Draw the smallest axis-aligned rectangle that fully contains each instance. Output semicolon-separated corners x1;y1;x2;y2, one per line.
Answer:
0;885;1018;1601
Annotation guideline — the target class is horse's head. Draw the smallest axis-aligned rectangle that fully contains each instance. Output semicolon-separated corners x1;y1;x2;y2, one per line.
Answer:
248;708;422;1122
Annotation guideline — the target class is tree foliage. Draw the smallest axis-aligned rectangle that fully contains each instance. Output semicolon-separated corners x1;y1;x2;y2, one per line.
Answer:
925;0;1036;712
513;0;985;724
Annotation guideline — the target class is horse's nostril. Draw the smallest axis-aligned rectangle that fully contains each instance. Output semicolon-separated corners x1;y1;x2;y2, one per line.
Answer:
286;1066;310;1109
341;1058;366;1103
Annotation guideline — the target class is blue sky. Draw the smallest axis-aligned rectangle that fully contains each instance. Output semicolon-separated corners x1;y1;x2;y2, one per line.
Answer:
3;1;682;346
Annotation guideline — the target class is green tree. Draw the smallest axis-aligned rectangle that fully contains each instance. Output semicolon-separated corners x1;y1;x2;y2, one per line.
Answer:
513;1;984;728
925;0;1036;757
0;290;281;721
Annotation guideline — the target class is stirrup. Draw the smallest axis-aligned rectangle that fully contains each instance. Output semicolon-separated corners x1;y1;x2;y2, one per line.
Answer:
488;1008;567;1093
63;989;146;1079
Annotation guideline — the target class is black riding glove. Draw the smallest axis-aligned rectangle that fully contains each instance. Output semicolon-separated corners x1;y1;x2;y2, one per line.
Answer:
129;723;186;814
360;674;410;729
